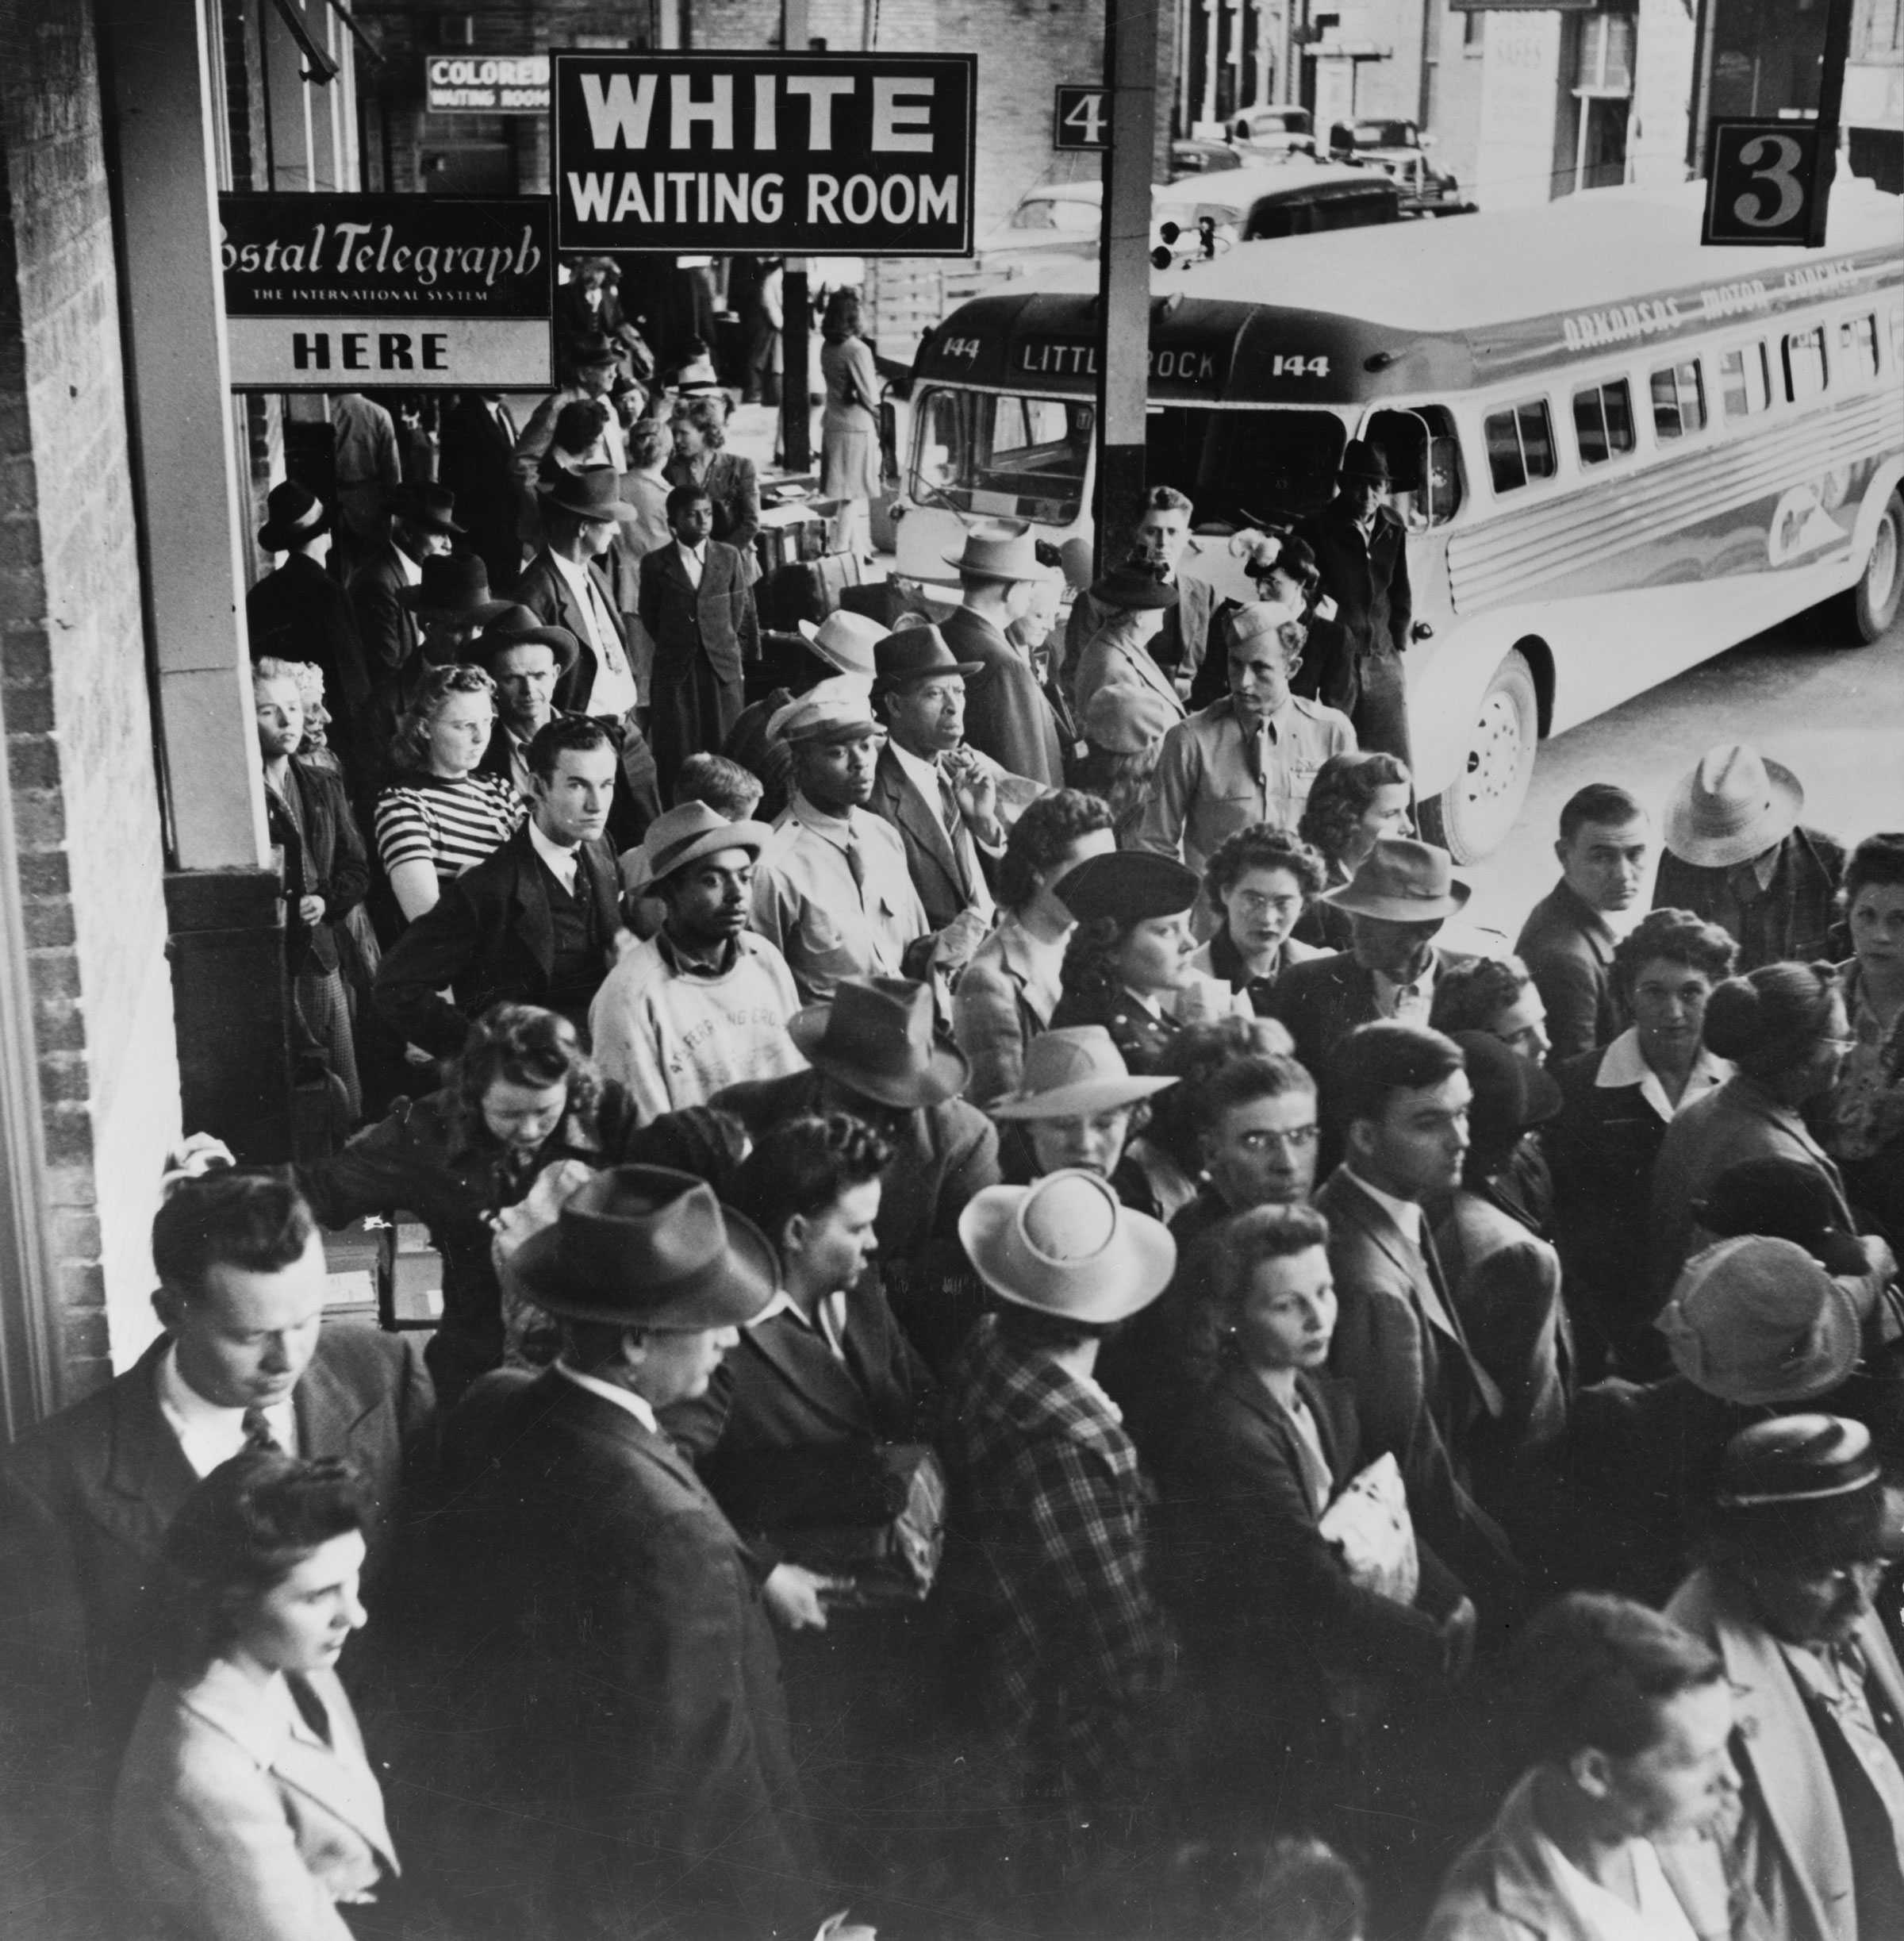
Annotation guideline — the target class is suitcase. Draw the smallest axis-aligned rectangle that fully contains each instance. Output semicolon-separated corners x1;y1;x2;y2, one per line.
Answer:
755;552;866;630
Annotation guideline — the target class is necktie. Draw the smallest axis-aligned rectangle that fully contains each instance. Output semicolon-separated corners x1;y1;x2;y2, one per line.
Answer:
843;838;867;900
241;1405;282;1452
937;773;975;897
588;577;628;676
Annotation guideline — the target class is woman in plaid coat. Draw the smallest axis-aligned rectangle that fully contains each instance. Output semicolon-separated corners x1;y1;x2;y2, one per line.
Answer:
938;1170;1179;1906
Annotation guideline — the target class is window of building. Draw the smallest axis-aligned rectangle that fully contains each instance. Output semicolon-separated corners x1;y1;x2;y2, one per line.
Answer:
1838;314;1879;382
1484;399;1557;494
1649;360;1707;440
1572;379;1636;465
1718;342;1772;418
1783;326;1829;402
1463;10;1484;52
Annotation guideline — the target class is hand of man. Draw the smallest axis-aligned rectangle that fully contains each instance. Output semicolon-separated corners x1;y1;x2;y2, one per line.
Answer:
931;905;991;972
298;895;326;927
945;748;1000;843
763;1562;842;1632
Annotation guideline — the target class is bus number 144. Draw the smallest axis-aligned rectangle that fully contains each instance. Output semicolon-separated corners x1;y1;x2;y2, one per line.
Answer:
1272;354;1330;377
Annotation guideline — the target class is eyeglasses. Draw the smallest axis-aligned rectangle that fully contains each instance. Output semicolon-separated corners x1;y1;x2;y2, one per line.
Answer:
1232;1124;1320;1153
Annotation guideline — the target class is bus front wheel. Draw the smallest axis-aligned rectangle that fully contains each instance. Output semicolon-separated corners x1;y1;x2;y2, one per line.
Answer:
1417;650;1538;864
1844;489;1904;643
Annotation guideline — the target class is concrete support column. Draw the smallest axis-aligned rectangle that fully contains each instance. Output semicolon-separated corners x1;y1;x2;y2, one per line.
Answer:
1200;0;1220;121
99;0;268;873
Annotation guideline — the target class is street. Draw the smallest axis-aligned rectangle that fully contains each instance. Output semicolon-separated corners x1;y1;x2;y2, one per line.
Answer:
1456;595;1904;944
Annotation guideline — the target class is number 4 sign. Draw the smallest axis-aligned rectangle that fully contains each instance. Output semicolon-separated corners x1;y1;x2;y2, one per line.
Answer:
1054;85;1110;152
1701;119;1827;248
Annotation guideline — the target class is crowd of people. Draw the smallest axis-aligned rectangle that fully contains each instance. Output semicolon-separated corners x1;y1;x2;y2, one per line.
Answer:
3;315;1904;1941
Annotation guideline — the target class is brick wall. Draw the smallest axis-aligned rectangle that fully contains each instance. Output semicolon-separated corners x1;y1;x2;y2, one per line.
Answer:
0;0;182;1397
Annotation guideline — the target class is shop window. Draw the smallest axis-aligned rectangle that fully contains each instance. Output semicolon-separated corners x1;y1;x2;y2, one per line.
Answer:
1783;327;1829;402
1572;379;1636;465
1649;360;1707;440
1718;342;1772;419
1484;399;1557;494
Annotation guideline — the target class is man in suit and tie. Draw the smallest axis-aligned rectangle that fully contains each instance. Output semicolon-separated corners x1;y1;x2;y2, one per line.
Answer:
436;1167;834;1937
374;714;631;1055
866;623;1011;934
0;1167;432;1919
1295;439;1420;767
512;465;646;725
347;482;461;772
1315;1022;1512;1585
637;483;761;800
1061;486;1220;696
1271;836;1477;1142
939;521;1067;790
439;389;524;593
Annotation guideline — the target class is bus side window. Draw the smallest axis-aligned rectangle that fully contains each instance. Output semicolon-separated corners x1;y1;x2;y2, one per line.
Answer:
1366;405;1464;527
1572;379;1636;466
1718;343;1771;419
1649;360;1706;440
1783;327;1828;402
1837;315;1879;383
1484;400;1555;494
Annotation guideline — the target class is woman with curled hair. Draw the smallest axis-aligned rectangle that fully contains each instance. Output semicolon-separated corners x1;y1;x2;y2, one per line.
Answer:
1648;960;1863;1302
1165;1203;1475;1827
666;393;761;581
953;789;1117;1105
373;662;521;924
1293;751;1412;951
1192;823;1329;1014
819;289;883;559
1823;832;1904;1240
112;1452;396;1941
1550;909;1737;1378
294;1002;639;1403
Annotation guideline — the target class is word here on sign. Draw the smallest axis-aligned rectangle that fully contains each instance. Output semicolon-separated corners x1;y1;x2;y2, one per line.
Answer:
553;52;977;256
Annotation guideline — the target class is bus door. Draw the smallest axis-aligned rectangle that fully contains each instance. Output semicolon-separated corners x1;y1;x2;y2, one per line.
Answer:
1360;403;1465;617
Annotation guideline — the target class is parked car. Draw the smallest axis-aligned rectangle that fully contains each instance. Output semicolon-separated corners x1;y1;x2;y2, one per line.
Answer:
1168;139;1244;181
974;181;1105;281
1151;161;1399;264
1326;119;1472;216
1226;105;1318;160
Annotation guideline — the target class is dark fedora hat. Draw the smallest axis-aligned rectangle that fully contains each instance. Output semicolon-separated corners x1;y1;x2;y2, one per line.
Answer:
788;977;969;1110
1088;560;1180;612
398;554;514;621
538;464;637;523
506;1166;776;1330
256;480;331;552
390;482;464;536
568;329;624;370
466;605;580;678
873;624;981;686
1052;851;1200;928
1337;439;1391;485
1449;1032;1563;1144
1713;1413;1904;1566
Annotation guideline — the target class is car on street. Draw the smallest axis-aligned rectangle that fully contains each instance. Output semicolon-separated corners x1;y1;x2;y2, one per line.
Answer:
1168;139;1243;181
1326;117;1471;216
1226;104;1319;160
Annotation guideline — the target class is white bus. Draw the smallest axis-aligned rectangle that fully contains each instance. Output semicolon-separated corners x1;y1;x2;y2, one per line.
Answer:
894;181;1904;859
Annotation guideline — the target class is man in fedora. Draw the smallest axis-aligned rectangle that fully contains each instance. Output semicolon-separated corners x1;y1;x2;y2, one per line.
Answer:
1669;1413;1904;1941
512;464;646;727
438;389;524;593
638;482;761;800
1270;836;1476;1110
939;1169;1177;1905
511;329;631;504
589;801;802;1119
437;1167;831;1937
940;518;1068;790
866;623;1023;936
347;482;463;763
750;682;933;1004
374;714;631;1055
1134;601;1356;872
1295;437;1418;765
1653;742;1847;972
328;388;402;574
636;977;1000;1372
469;604;659;851
247;482;373;776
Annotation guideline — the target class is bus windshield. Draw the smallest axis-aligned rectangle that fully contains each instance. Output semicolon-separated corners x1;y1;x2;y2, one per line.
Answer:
912;388;1096;524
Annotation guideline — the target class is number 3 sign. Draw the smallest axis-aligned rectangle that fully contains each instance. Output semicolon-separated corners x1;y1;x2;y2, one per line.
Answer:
1701;119;1826;248
1054;85;1111;152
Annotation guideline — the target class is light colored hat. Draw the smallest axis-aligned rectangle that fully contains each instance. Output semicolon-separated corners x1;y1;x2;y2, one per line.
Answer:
1656;1235;1860;1406
797;611;886;678
943;518;1054;584
768;675;881;745
1223;600;1304;650
959;1169;1176;1324
1322;836;1469;923
640;801;773;886
991;1027;1178;1120
1664;743;1803;869
1083;681;1177;755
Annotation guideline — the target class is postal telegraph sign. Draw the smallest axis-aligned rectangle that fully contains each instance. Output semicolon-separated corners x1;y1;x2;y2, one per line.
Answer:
552;52;977;256
219;194;553;390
